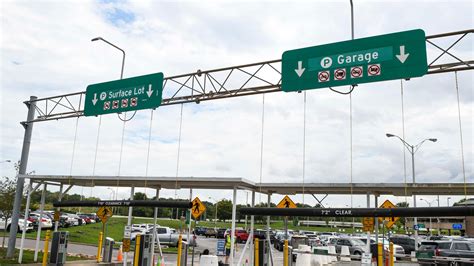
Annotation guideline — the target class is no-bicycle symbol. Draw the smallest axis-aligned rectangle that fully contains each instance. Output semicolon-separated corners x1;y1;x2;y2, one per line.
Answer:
318;71;330;82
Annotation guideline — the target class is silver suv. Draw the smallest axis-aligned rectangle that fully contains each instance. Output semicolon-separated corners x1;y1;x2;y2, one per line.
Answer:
330;237;366;256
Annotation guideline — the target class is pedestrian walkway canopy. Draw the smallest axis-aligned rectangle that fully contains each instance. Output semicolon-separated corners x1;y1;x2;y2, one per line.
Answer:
21;174;473;196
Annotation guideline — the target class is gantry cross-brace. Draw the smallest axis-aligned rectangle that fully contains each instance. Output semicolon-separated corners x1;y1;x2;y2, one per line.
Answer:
23;29;473;124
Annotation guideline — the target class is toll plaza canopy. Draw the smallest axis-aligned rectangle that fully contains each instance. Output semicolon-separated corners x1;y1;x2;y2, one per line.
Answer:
21;174;473;196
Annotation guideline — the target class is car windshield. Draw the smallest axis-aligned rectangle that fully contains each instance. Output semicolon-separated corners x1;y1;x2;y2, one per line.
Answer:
468;243;474;251
350;239;366;246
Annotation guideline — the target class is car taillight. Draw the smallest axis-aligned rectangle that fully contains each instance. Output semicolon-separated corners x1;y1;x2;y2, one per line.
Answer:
41;218;47;222
435;248;440;256
28;218;34;222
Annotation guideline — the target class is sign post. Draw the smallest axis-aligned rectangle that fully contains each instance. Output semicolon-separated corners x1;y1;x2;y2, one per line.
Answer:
277;195;297;239
282;29;427;92
84;73;164;116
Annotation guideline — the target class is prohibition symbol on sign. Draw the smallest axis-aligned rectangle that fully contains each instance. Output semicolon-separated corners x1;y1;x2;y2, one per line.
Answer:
368;64;381;76
112;100;119;109
121;98;129;108
131;97;138;107
103;101;110;110
334;68;346;80
350;66;363;78
318;71;330;82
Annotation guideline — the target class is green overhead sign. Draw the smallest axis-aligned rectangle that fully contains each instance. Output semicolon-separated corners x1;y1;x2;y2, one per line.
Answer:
282;29;428;92
84;73;164;116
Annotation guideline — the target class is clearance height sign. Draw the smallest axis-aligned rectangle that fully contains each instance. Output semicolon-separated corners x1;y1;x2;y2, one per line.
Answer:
282;29;428;92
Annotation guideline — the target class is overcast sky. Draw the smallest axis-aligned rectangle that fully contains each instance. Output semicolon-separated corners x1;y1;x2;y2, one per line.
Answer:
1;0;472;209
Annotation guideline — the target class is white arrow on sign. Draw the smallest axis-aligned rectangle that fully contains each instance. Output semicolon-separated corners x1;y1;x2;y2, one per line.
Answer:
295;61;305;77
146;84;153;98
396;45;410;63
92;93;98;105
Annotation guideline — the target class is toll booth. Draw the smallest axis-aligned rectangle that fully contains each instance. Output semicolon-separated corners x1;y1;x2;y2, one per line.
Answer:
103;237;115;263
49;231;69;266
133;234;153;266
255;239;269;266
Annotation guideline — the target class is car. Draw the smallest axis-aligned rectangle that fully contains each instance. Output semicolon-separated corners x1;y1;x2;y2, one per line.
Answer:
61;213;78;226
131;228;148;241
274;232;291;251
234;230;249;243
418;240;474;265
0;215;34;232
217;228;227;238
30;212;53;228
356;236;405;255
194;227;208;236
330;237;366;256
78;215;92;224
204;228;217;238
390;235;417;254
291;235;310;262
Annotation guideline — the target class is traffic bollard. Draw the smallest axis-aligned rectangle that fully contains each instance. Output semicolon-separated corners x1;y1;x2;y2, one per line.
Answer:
42;230;50;266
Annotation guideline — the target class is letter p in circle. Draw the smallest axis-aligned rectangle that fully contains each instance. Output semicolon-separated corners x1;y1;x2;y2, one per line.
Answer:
321;57;333;69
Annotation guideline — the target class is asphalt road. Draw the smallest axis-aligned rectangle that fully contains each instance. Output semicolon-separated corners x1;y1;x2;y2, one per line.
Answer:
1;235;418;265
2;235;279;265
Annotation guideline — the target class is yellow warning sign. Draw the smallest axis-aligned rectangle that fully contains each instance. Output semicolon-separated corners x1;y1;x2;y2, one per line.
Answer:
362;217;374;232
378;199;399;228
122;238;131;252
191;197;206;219
54;211;60;222
96;206;113;224
277;195;297;209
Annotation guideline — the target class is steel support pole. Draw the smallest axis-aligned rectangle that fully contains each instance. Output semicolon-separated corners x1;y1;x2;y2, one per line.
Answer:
54;184;64;231
437;195;441;235
375;194;379;244
150;188;160;266
187;188;192;246
6;96;37;258
34;183;47;262
123;186;134;265
366;193;371;254
411;146;418;251
250;190;255;262
18;181;35;263
267;193;271;265
230;187;237;265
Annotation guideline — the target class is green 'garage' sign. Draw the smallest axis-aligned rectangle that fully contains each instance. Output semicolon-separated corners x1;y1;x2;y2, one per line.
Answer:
84;73;163;116
282;29;428;92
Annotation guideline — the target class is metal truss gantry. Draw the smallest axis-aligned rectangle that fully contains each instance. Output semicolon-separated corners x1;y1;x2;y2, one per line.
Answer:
23;29;473;124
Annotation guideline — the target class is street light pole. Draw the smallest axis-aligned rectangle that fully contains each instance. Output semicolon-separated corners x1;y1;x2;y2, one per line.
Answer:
209;197;218;227
420;198;437;236
386;133;437;250
447;197;451;206
91;37;125;79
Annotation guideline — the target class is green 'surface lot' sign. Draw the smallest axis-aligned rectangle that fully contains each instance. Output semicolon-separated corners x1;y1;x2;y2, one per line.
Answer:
84;73;163;116
282;29;428;92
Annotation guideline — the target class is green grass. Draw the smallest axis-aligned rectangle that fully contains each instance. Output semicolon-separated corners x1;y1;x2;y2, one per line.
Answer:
18;217;338;245
0;247;88;265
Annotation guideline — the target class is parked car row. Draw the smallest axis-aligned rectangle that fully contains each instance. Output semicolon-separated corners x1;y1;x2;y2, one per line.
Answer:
0;211;99;233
